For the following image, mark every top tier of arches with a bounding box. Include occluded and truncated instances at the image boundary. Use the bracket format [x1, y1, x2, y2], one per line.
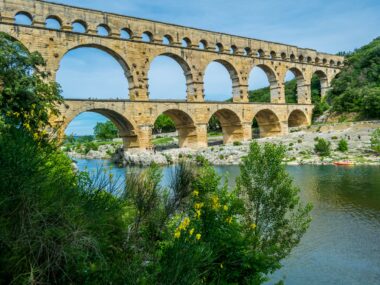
[5, 0, 343, 67]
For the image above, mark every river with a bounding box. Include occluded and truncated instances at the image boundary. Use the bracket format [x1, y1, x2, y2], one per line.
[76, 159, 380, 285]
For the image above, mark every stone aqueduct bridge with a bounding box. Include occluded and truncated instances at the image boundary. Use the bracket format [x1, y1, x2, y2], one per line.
[0, 0, 344, 150]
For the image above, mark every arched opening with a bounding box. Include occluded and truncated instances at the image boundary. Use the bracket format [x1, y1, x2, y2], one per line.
[72, 20, 87, 33]
[248, 65, 278, 103]
[153, 109, 197, 149]
[64, 110, 137, 152]
[244, 47, 251, 56]
[253, 109, 282, 138]
[311, 70, 329, 119]
[97, 24, 110, 37]
[288, 110, 308, 128]
[270, 51, 277, 59]
[45, 16, 61, 30]
[148, 54, 190, 100]
[215, 43, 224, 53]
[15, 12, 33, 25]
[162, 35, 173, 45]
[257, 49, 265, 57]
[56, 46, 130, 100]
[230, 45, 237, 55]
[199, 40, 207, 50]
[182, 37, 191, 48]
[284, 68, 305, 104]
[142, 31, 153, 42]
[207, 109, 242, 145]
[120, 28, 132, 39]
[204, 60, 238, 101]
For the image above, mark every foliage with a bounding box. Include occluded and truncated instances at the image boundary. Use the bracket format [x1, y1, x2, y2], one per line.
[328, 37, 380, 118]
[370, 128, 380, 153]
[337, 138, 349, 152]
[314, 137, 331, 156]
[0, 127, 129, 284]
[0, 32, 62, 141]
[154, 114, 176, 134]
[208, 114, 222, 132]
[94, 120, 118, 140]
[311, 75, 330, 119]
[236, 142, 312, 282]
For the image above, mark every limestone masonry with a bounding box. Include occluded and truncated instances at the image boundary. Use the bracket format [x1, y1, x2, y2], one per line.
[0, 0, 344, 149]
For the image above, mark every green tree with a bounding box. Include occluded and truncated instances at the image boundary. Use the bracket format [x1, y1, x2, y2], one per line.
[94, 120, 118, 140]
[236, 142, 312, 282]
[328, 37, 380, 118]
[371, 128, 380, 153]
[0, 32, 62, 141]
[153, 114, 176, 133]
[314, 137, 331, 156]
[337, 138, 349, 152]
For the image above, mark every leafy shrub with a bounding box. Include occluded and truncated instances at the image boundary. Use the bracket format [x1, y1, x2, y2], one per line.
[219, 154, 225, 160]
[314, 138, 331, 156]
[337, 138, 348, 152]
[331, 136, 338, 140]
[371, 128, 380, 153]
[233, 141, 242, 146]
[298, 139, 303, 143]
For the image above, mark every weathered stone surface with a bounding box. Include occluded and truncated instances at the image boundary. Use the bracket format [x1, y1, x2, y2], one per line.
[0, 0, 344, 150]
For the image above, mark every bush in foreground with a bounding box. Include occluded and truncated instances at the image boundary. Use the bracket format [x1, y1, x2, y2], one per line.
[371, 128, 380, 154]
[314, 137, 331, 156]
[337, 138, 349, 152]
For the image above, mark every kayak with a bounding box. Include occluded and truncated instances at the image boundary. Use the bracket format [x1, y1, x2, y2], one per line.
[333, 161, 355, 166]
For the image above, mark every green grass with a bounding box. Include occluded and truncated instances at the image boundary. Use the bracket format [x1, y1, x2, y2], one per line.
[208, 131, 223, 137]
[152, 137, 174, 146]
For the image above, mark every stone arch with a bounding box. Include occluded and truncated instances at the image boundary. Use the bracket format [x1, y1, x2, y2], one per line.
[60, 43, 133, 88]
[253, 109, 282, 138]
[288, 109, 308, 128]
[45, 15, 62, 30]
[199, 39, 208, 49]
[248, 64, 279, 103]
[153, 109, 197, 148]
[97, 24, 111, 36]
[147, 52, 194, 100]
[182, 37, 192, 48]
[312, 69, 329, 98]
[72, 20, 87, 33]
[203, 59, 240, 101]
[62, 108, 139, 149]
[208, 108, 243, 144]
[120, 28, 133, 39]
[285, 67, 308, 104]
[14, 11, 33, 25]
[162, 34, 174, 45]
[142, 31, 153, 42]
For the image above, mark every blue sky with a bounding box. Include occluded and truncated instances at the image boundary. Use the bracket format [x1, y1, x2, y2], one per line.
[56, 0, 380, 135]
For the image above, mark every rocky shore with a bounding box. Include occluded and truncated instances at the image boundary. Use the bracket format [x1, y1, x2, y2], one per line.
[66, 121, 380, 166]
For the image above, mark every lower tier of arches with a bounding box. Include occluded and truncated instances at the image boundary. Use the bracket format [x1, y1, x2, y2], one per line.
[55, 100, 313, 151]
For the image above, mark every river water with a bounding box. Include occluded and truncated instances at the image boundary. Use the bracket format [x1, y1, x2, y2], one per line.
[76, 159, 380, 285]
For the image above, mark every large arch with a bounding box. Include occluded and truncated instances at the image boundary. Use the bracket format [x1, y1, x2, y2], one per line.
[253, 109, 282, 138]
[147, 52, 192, 100]
[312, 70, 329, 98]
[207, 108, 243, 144]
[203, 59, 239, 101]
[248, 64, 279, 103]
[62, 108, 139, 149]
[57, 45, 131, 99]
[284, 67, 306, 104]
[288, 109, 308, 128]
[153, 109, 197, 148]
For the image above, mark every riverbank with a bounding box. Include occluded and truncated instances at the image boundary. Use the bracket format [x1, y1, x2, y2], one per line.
[65, 121, 380, 166]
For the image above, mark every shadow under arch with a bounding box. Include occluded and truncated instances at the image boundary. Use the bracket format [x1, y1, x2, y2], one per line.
[63, 108, 139, 150]
[60, 43, 133, 89]
[207, 108, 243, 145]
[253, 109, 282, 138]
[288, 109, 308, 128]
[204, 59, 240, 101]
[249, 64, 279, 103]
[148, 52, 193, 100]
[312, 69, 329, 98]
[153, 108, 198, 148]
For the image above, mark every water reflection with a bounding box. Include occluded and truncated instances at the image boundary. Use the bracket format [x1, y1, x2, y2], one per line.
[76, 160, 380, 285]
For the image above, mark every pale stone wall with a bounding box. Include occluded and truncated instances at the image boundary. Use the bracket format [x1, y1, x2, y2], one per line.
[0, 0, 344, 149]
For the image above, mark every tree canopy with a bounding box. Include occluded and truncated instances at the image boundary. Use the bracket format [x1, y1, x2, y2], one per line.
[328, 37, 380, 118]
[94, 120, 118, 140]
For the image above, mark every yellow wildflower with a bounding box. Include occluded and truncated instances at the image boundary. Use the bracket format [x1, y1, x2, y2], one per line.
[174, 231, 181, 239]
[196, 210, 201, 219]
[194, 202, 203, 210]
[250, 223, 257, 230]
[179, 217, 191, 230]
[189, 228, 194, 236]
[226, 217, 233, 224]
[196, 233, 201, 240]
[193, 190, 199, 197]
[223, 205, 228, 211]
[211, 195, 220, 210]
